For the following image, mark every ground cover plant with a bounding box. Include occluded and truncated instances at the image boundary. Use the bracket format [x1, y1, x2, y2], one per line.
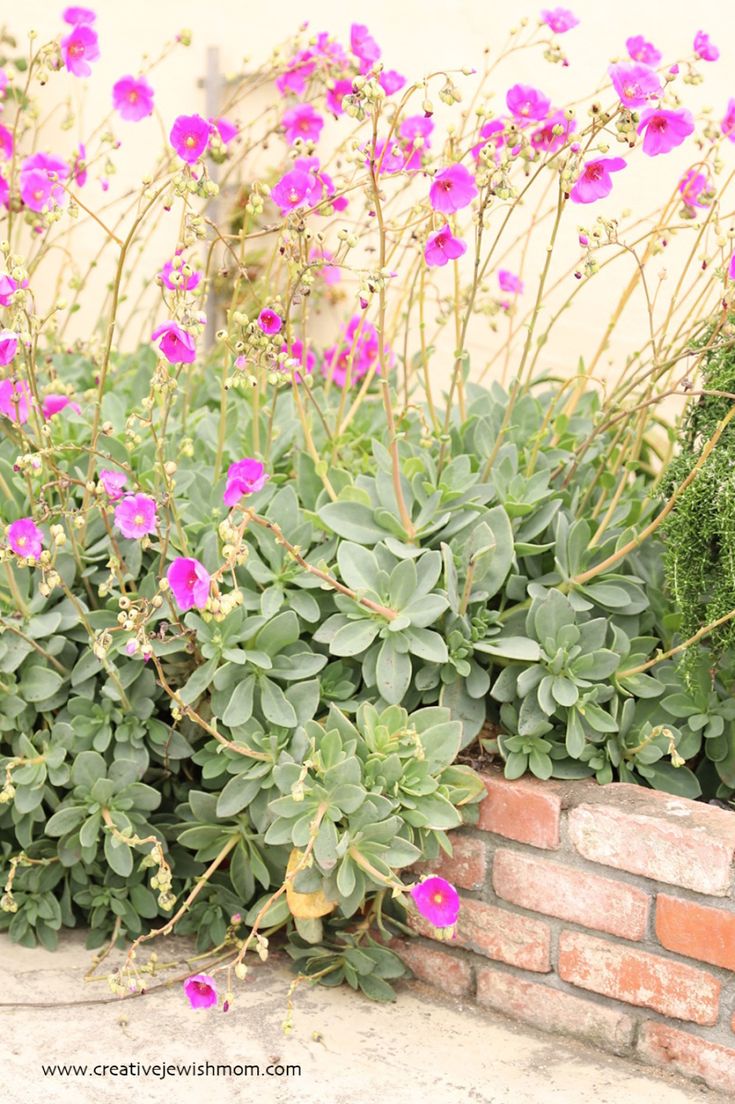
[1, 5, 735, 1009]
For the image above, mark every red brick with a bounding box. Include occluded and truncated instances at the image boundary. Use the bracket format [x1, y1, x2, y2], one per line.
[477, 770, 562, 849]
[414, 834, 487, 891]
[492, 849, 649, 940]
[638, 1022, 735, 1096]
[558, 931, 720, 1025]
[413, 897, 551, 972]
[656, 895, 735, 971]
[568, 789, 735, 894]
[392, 938, 473, 998]
[476, 966, 635, 1055]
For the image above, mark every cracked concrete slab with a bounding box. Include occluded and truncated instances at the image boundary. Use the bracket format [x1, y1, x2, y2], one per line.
[0, 932, 724, 1104]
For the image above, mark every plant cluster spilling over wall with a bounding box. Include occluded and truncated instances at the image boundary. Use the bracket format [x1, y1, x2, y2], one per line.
[1, 5, 735, 1008]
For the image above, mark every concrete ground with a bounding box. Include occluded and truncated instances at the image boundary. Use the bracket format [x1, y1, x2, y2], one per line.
[0, 931, 726, 1104]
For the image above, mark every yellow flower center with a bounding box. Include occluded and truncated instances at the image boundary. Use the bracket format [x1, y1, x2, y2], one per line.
[185, 135, 197, 147]
[134, 514, 144, 526]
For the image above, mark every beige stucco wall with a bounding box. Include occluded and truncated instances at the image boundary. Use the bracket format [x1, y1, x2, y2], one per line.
[7, 0, 735, 385]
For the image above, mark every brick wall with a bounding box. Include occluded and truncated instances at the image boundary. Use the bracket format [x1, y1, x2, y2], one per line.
[397, 767, 735, 1095]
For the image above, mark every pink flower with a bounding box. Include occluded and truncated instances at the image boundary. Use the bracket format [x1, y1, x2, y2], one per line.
[0, 174, 8, 209]
[323, 316, 391, 387]
[61, 25, 99, 78]
[722, 99, 735, 142]
[99, 469, 127, 500]
[114, 494, 157, 539]
[379, 70, 405, 95]
[213, 117, 238, 145]
[282, 339, 316, 379]
[498, 269, 524, 295]
[0, 329, 19, 364]
[541, 7, 578, 33]
[276, 50, 316, 97]
[472, 118, 506, 162]
[609, 62, 661, 108]
[167, 557, 211, 611]
[400, 116, 434, 171]
[350, 24, 381, 70]
[326, 79, 354, 117]
[679, 169, 711, 209]
[170, 114, 210, 163]
[425, 226, 467, 267]
[152, 321, 197, 364]
[183, 974, 217, 1010]
[626, 35, 662, 66]
[0, 274, 26, 306]
[0, 123, 13, 160]
[506, 84, 551, 123]
[570, 157, 627, 204]
[282, 104, 324, 145]
[7, 518, 43, 559]
[257, 308, 282, 335]
[309, 246, 340, 285]
[112, 75, 154, 122]
[0, 379, 30, 422]
[159, 252, 201, 292]
[637, 107, 694, 156]
[410, 876, 460, 928]
[71, 144, 87, 187]
[729, 253, 735, 282]
[20, 153, 69, 212]
[62, 6, 96, 23]
[271, 168, 316, 213]
[530, 110, 575, 154]
[694, 31, 719, 63]
[223, 458, 269, 507]
[42, 393, 81, 419]
[429, 164, 478, 214]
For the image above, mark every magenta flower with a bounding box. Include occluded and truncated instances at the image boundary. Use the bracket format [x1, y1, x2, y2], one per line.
[530, 110, 575, 154]
[729, 253, 735, 282]
[213, 117, 238, 145]
[722, 99, 735, 143]
[498, 269, 524, 295]
[541, 7, 578, 33]
[350, 23, 381, 70]
[170, 114, 210, 163]
[61, 24, 99, 78]
[694, 31, 719, 62]
[42, 393, 81, 419]
[637, 107, 694, 156]
[626, 35, 662, 66]
[183, 974, 217, 1010]
[71, 144, 87, 187]
[62, 5, 96, 23]
[425, 226, 467, 268]
[276, 50, 316, 97]
[472, 118, 506, 162]
[257, 308, 283, 335]
[112, 75, 154, 122]
[0, 379, 30, 423]
[223, 458, 269, 507]
[99, 469, 127, 500]
[0, 329, 19, 365]
[309, 246, 340, 285]
[379, 70, 405, 95]
[152, 321, 197, 364]
[0, 274, 26, 306]
[20, 153, 69, 212]
[0, 123, 13, 160]
[410, 877, 460, 929]
[281, 339, 316, 379]
[282, 104, 324, 145]
[167, 557, 211, 611]
[609, 62, 661, 108]
[114, 494, 157, 540]
[400, 116, 434, 171]
[570, 157, 627, 204]
[271, 168, 317, 214]
[506, 84, 551, 123]
[7, 518, 43, 559]
[679, 169, 711, 209]
[326, 78, 354, 117]
[323, 316, 391, 387]
[429, 164, 478, 214]
[0, 174, 8, 209]
[159, 256, 201, 292]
